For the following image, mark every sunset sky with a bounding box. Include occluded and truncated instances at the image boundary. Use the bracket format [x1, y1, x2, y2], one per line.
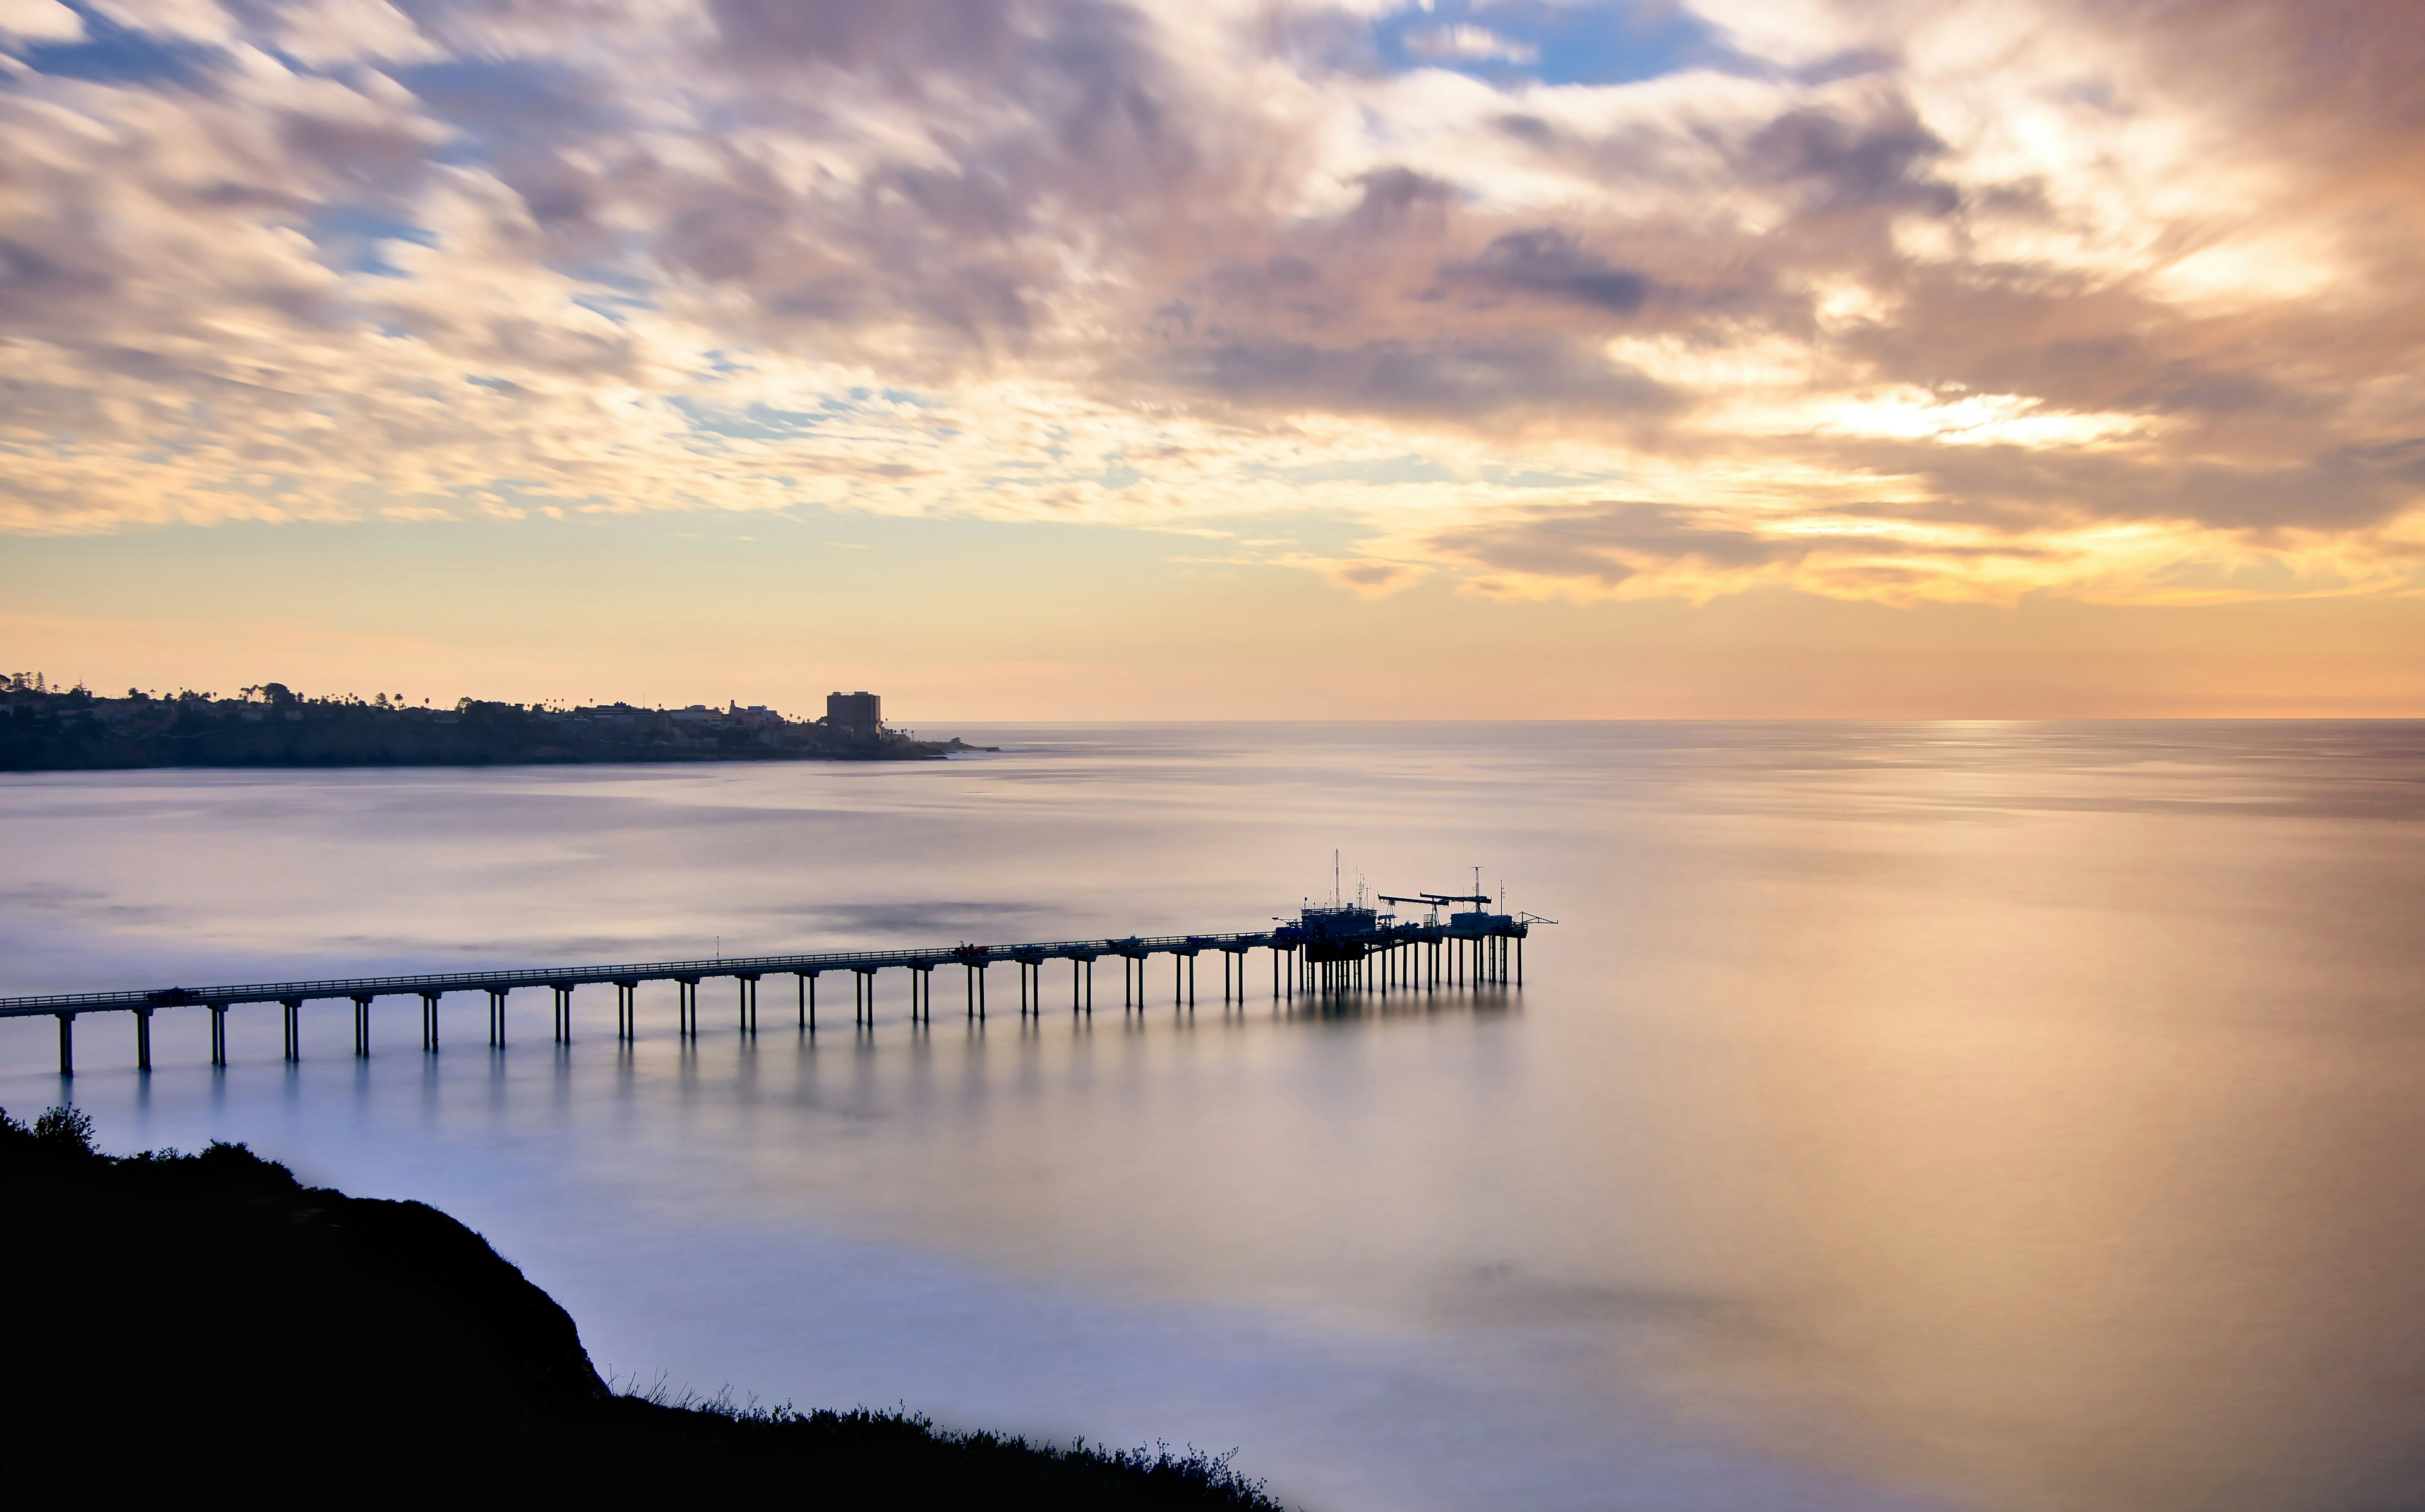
[3, 0, 2421, 718]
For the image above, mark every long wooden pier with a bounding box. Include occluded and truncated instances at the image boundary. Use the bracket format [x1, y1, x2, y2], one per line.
[1, 904, 1542, 1075]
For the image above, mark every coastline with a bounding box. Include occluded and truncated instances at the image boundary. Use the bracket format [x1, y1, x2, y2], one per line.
[0, 683, 998, 771]
[0, 738, 995, 772]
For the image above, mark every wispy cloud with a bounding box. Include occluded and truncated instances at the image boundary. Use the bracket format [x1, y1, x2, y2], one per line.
[0, 0, 2418, 609]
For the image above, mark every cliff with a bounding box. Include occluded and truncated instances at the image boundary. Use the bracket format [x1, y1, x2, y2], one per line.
[0, 1106, 1277, 1505]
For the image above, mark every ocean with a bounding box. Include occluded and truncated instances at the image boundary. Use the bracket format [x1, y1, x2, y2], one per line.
[5, 722, 2421, 1511]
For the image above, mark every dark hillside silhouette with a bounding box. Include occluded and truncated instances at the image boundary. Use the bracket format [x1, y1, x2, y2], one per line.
[0, 1107, 1278, 1506]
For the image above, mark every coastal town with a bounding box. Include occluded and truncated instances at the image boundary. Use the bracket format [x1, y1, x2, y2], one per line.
[0, 676, 982, 770]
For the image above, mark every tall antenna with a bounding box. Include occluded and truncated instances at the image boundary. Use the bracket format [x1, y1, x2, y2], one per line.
[1334, 850, 1341, 908]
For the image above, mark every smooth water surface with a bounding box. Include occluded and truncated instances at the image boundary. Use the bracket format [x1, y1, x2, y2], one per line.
[5, 723, 2423, 1511]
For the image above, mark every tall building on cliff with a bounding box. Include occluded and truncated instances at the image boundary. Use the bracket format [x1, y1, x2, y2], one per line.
[826, 690, 881, 738]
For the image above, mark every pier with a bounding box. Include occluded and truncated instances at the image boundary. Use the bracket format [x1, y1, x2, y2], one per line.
[3, 890, 1550, 1074]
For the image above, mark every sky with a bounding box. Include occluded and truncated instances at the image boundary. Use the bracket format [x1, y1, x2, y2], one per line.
[2, 0, 2421, 718]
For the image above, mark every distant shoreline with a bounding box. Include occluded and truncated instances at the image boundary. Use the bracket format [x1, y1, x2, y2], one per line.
[0, 740, 995, 773]
[0, 682, 997, 771]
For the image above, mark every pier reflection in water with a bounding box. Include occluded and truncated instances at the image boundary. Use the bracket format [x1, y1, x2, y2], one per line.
[3, 722, 2423, 1512]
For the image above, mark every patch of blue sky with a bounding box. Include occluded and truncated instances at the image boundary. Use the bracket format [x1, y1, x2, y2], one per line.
[1097, 462, 1144, 490]
[307, 207, 436, 277]
[558, 271, 664, 327]
[570, 289, 662, 325]
[561, 258, 659, 298]
[1244, 453, 1460, 486]
[18, 6, 223, 86]
[1370, 0, 1728, 88]
[835, 385, 939, 409]
[669, 396, 837, 441]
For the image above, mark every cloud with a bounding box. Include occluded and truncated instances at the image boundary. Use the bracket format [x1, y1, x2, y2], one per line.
[1415, 497, 2029, 604]
[1439, 499, 1808, 583]
[1439, 229, 1653, 315]
[1404, 23, 1538, 66]
[1154, 336, 1677, 424]
[1741, 102, 1957, 213]
[0, 0, 2419, 609]
[0, 0, 82, 44]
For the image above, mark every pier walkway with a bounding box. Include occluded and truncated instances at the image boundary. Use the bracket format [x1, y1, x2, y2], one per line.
[2, 907, 1540, 1075]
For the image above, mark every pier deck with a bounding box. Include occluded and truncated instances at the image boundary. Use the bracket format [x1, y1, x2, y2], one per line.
[1, 910, 1539, 1075]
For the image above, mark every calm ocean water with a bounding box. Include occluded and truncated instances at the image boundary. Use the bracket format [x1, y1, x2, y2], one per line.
[4, 723, 2422, 1511]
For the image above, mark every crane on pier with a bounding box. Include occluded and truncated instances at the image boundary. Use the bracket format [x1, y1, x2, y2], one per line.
[1375, 891, 1493, 910]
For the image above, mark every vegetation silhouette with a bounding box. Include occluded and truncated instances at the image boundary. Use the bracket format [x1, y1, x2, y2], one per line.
[0, 1105, 1282, 1506]
[0, 677, 988, 770]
